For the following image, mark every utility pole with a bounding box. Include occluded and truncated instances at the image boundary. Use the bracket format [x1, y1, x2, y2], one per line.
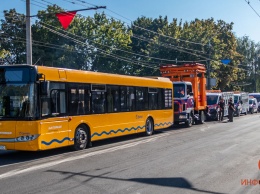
[207, 41, 211, 90]
[26, 0, 32, 65]
[254, 59, 257, 92]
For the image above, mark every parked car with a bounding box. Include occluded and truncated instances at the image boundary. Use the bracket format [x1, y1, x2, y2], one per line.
[249, 93, 260, 112]
[234, 92, 249, 116]
[248, 97, 258, 114]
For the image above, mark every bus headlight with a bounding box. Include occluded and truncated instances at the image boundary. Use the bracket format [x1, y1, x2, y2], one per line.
[16, 134, 39, 142]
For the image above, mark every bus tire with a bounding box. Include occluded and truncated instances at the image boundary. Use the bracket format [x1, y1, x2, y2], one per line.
[74, 125, 89, 151]
[145, 117, 154, 136]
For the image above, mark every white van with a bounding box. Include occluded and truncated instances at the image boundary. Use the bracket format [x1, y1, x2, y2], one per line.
[248, 97, 258, 114]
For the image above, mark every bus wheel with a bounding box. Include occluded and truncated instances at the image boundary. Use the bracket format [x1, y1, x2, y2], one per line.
[145, 117, 154, 136]
[74, 125, 89, 150]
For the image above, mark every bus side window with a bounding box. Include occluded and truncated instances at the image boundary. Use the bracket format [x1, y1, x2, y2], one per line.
[92, 92, 105, 114]
[107, 89, 114, 113]
[77, 101, 85, 114]
[50, 90, 66, 116]
[128, 87, 135, 111]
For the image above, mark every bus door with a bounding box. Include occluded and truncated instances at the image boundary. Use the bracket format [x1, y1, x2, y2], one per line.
[40, 83, 70, 150]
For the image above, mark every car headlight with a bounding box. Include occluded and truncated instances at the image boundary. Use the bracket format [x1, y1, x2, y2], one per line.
[179, 115, 187, 119]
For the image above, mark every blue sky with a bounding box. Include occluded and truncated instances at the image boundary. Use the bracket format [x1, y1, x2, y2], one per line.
[1, 0, 260, 42]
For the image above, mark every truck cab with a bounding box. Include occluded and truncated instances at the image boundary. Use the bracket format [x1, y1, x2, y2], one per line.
[173, 82, 194, 126]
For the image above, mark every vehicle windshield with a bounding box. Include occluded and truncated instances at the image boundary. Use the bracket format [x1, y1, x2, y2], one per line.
[0, 83, 36, 119]
[207, 95, 218, 105]
[174, 84, 185, 98]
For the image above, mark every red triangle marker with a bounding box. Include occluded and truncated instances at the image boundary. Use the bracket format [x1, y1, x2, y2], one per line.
[56, 11, 77, 30]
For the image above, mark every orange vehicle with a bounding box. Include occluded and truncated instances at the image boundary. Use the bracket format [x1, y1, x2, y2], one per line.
[160, 63, 207, 126]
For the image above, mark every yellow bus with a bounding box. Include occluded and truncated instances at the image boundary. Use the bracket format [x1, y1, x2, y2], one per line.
[0, 65, 173, 151]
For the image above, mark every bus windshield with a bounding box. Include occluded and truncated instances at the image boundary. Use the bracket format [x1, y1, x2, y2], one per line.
[0, 83, 36, 119]
[207, 95, 218, 105]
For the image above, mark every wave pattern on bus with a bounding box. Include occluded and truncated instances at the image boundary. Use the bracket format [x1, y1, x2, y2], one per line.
[40, 122, 173, 146]
[91, 126, 145, 138]
[154, 122, 173, 127]
[91, 122, 173, 138]
[41, 137, 71, 145]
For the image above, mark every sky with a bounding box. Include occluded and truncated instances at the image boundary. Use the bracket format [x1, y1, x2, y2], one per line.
[1, 0, 260, 43]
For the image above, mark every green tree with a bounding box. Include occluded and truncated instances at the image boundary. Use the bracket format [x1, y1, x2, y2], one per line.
[0, 9, 26, 64]
[130, 16, 169, 76]
[89, 13, 132, 74]
[236, 36, 260, 92]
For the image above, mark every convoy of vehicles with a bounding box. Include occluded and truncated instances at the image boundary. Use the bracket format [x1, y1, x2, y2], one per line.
[0, 64, 258, 152]
[0, 65, 173, 151]
[160, 63, 207, 127]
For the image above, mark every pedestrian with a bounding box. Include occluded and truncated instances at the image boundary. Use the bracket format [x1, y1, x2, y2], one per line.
[218, 97, 224, 121]
[228, 97, 235, 122]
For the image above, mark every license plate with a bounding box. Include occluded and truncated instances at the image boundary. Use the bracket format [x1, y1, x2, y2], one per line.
[0, 145, 6, 150]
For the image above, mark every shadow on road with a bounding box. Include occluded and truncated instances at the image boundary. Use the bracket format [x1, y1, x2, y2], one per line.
[0, 126, 182, 166]
[47, 169, 227, 194]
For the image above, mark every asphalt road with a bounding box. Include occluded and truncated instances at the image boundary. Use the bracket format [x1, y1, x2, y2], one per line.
[0, 114, 260, 194]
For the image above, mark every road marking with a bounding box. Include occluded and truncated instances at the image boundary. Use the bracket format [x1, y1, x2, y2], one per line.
[0, 136, 160, 180]
[0, 126, 200, 180]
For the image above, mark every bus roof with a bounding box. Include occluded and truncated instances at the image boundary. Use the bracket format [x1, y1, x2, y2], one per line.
[35, 65, 172, 88]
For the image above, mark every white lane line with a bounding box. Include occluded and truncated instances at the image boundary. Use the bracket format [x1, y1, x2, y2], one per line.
[0, 136, 158, 180]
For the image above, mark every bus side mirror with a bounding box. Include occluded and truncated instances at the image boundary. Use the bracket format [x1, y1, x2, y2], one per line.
[37, 73, 45, 80]
[40, 81, 49, 96]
